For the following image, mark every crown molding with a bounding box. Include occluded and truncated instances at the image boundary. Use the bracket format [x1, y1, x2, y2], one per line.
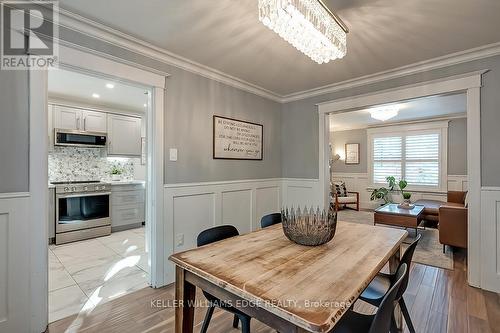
[281, 42, 500, 103]
[57, 8, 500, 105]
[57, 8, 283, 102]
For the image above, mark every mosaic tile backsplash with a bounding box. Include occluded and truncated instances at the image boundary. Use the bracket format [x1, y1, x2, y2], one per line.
[49, 147, 139, 182]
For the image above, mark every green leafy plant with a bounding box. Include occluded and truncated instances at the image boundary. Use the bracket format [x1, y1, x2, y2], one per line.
[111, 166, 122, 175]
[386, 176, 397, 191]
[370, 187, 390, 204]
[370, 176, 411, 204]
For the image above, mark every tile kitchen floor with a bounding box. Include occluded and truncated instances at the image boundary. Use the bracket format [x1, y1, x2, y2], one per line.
[48, 227, 149, 323]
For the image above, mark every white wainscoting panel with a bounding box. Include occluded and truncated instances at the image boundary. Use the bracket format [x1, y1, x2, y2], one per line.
[173, 193, 215, 252]
[481, 187, 500, 292]
[165, 179, 282, 254]
[255, 186, 281, 229]
[448, 175, 469, 191]
[332, 173, 468, 209]
[222, 189, 253, 234]
[281, 178, 321, 209]
[0, 196, 30, 333]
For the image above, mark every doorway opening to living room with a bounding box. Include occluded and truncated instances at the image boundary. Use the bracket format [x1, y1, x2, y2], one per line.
[328, 92, 467, 271]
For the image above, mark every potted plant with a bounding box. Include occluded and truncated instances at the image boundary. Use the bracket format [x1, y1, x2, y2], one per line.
[370, 187, 390, 205]
[370, 176, 413, 208]
[111, 166, 122, 181]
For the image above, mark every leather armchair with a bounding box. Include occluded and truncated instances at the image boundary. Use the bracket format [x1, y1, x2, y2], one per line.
[438, 191, 468, 252]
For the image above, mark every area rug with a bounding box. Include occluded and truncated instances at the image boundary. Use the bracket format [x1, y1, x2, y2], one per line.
[337, 210, 454, 270]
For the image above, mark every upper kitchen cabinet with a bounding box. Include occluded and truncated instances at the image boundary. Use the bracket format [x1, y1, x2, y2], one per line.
[53, 105, 81, 131]
[53, 105, 107, 133]
[107, 114, 142, 156]
[82, 110, 107, 133]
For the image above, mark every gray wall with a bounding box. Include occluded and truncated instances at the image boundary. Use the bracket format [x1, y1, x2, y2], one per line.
[329, 118, 468, 175]
[282, 55, 500, 186]
[58, 28, 282, 184]
[330, 129, 367, 173]
[448, 118, 467, 175]
[164, 67, 281, 183]
[0, 70, 29, 193]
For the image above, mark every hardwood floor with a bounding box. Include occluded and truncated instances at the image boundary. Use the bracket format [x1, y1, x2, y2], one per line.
[46, 249, 500, 333]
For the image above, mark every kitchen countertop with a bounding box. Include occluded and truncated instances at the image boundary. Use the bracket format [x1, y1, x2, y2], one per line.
[109, 180, 146, 186]
[48, 180, 145, 188]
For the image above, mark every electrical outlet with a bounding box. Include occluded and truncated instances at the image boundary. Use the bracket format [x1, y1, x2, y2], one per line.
[176, 234, 184, 247]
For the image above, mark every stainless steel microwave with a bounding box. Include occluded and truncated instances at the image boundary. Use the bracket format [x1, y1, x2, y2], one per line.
[55, 129, 107, 148]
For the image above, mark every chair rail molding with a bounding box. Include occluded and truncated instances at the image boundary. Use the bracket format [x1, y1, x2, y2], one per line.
[318, 71, 484, 289]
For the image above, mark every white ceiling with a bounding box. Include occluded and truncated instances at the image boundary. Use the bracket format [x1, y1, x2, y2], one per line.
[48, 68, 150, 112]
[329, 93, 466, 131]
[58, 0, 500, 96]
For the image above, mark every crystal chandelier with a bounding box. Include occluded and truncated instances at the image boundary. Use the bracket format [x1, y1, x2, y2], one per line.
[258, 0, 348, 64]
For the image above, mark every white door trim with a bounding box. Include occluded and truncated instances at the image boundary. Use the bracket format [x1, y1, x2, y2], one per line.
[29, 45, 167, 331]
[29, 68, 49, 333]
[318, 70, 485, 288]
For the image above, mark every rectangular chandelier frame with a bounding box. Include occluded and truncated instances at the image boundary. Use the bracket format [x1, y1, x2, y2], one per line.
[258, 0, 349, 64]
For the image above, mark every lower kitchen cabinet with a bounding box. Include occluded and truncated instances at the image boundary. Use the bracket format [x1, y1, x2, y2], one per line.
[111, 183, 145, 229]
[48, 187, 55, 240]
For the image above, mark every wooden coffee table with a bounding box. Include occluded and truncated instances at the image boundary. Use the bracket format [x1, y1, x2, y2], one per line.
[374, 203, 425, 235]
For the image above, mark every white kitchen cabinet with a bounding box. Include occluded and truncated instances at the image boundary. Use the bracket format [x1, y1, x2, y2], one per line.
[108, 114, 142, 156]
[48, 187, 55, 240]
[53, 105, 81, 130]
[53, 105, 107, 133]
[82, 110, 107, 132]
[111, 184, 145, 229]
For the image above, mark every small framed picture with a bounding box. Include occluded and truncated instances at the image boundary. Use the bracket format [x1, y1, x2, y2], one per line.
[345, 143, 360, 165]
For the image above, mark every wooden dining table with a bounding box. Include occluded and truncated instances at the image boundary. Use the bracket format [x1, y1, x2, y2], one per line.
[169, 221, 408, 333]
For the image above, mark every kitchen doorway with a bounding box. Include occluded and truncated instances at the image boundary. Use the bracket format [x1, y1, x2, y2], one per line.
[28, 45, 167, 330]
[47, 67, 152, 322]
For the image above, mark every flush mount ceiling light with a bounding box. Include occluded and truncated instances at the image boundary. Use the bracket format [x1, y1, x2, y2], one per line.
[369, 105, 400, 121]
[92, 93, 100, 98]
[258, 0, 348, 64]
[105, 83, 114, 89]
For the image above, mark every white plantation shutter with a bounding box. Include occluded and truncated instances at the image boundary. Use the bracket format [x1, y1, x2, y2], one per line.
[405, 134, 440, 186]
[370, 127, 444, 189]
[373, 136, 402, 183]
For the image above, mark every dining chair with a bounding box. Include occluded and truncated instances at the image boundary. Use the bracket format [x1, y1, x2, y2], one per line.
[330, 263, 408, 333]
[260, 213, 282, 228]
[358, 234, 422, 333]
[197, 225, 252, 333]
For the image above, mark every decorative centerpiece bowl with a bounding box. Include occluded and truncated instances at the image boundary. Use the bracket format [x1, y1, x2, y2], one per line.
[281, 206, 337, 246]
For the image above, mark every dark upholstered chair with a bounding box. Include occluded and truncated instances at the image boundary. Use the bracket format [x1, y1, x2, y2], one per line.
[358, 234, 421, 333]
[330, 263, 408, 333]
[260, 213, 282, 228]
[197, 225, 251, 333]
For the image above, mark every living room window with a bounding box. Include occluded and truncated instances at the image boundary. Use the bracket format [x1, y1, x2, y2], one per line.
[368, 121, 448, 191]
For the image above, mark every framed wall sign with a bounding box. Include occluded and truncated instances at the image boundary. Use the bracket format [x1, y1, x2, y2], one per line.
[345, 143, 360, 165]
[213, 115, 263, 160]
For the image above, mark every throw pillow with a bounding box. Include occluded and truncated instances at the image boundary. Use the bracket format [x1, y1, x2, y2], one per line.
[332, 181, 347, 197]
